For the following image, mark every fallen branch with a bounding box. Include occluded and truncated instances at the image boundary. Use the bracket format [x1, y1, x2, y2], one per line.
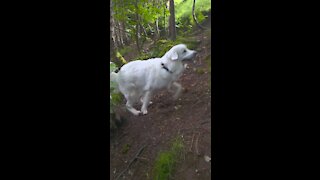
[195, 133, 201, 156]
[136, 156, 149, 161]
[115, 144, 147, 180]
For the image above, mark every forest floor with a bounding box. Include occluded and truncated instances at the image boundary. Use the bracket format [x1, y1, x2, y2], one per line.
[110, 24, 211, 180]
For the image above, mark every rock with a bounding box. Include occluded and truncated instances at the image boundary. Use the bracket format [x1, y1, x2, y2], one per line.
[204, 155, 211, 162]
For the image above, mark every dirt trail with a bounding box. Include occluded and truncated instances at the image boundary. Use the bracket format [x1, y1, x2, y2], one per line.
[110, 28, 211, 180]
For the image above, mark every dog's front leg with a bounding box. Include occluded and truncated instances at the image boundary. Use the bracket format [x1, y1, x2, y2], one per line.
[140, 98, 153, 105]
[172, 82, 182, 100]
[141, 91, 151, 115]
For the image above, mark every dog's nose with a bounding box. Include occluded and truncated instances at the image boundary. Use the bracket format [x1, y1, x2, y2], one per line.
[193, 51, 197, 56]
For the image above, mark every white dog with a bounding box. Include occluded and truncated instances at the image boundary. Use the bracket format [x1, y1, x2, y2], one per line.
[111, 44, 197, 116]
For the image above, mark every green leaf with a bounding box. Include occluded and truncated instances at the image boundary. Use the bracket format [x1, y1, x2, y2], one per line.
[110, 62, 117, 72]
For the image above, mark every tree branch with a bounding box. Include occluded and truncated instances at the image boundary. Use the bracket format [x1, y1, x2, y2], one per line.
[115, 144, 147, 180]
[192, 0, 206, 30]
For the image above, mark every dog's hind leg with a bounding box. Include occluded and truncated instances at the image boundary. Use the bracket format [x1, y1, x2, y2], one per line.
[141, 91, 151, 115]
[124, 94, 141, 116]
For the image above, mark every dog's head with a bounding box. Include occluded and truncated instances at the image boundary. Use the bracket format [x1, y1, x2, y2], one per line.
[164, 44, 197, 61]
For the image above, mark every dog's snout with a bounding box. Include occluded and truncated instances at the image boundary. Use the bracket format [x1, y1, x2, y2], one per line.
[192, 50, 197, 57]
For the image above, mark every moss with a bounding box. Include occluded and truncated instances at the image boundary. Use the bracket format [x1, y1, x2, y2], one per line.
[110, 92, 122, 104]
[122, 144, 131, 154]
[116, 51, 127, 65]
[195, 68, 205, 74]
[152, 137, 184, 180]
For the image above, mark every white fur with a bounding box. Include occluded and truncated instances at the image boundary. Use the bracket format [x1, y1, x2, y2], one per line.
[111, 44, 197, 116]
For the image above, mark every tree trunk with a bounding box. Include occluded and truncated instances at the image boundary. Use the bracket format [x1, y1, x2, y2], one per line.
[151, 0, 158, 40]
[121, 21, 128, 45]
[112, 0, 121, 48]
[120, 0, 128, 45]
[117, 20, 124, 47]
[168, 0, 176, 40]
[114, 20, 121, 48]
[135, 0, 140, 53]
[140, 23, 147, 38]
[154, 0, 160, 40]
[110, 0, 117, 52]
[192, 0, 205, 30]
[155, 18, 160, 38]
[163, 0, 166, 37]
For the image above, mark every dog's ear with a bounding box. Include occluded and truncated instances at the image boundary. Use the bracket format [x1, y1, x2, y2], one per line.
[168, 51, 179, 61]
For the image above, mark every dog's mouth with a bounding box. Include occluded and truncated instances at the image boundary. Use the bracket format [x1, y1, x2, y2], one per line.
[187, 51, 197, 63]
[183, 51, 197, 61]
[192, 52, 198, 63]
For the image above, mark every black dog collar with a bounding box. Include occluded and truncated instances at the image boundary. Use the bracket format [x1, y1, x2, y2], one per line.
[161, 63, 173, 73]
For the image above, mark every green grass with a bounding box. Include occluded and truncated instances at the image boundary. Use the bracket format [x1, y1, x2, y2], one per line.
[152, 136, 184, 180]
[195, 68, 205, 74]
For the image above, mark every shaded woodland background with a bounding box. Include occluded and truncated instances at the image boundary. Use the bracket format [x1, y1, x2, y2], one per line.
[110, 1, 212, 179]
[110, 0, 211, 65]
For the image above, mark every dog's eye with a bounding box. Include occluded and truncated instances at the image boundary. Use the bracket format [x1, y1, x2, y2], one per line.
[183, 50, 186, 53]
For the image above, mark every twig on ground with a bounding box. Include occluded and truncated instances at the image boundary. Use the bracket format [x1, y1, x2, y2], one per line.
[179, 127, 209, 133]
[195, 133, 201, 156]
[119, 132, 128, 140]
[136, 157, 149, 161]
[197, 167, 211, 172]
[191, 94, 208, 107]
[115, 144, 147, 180]
[200, 120, 210, 125]
[189, 133, 195, 152]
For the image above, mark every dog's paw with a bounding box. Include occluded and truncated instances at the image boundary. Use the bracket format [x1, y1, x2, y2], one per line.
[141, 110, 148, 115]
[132, 110, 141, 116]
